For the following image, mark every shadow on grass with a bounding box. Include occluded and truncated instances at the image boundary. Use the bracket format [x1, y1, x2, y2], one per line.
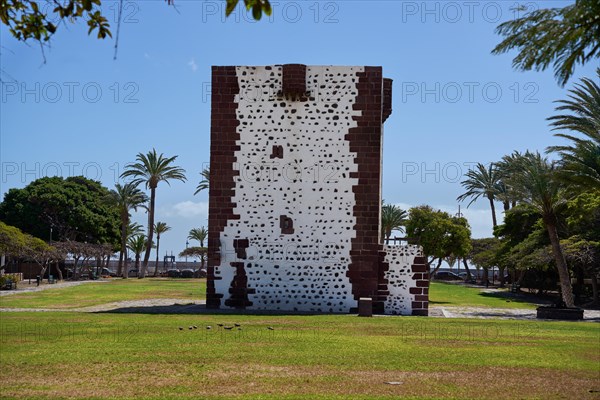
[478, 290, 553, 306]
[95, 304, 337, 316]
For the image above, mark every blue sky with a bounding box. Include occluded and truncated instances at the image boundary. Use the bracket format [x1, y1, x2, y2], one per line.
[1, 0, 596, 259]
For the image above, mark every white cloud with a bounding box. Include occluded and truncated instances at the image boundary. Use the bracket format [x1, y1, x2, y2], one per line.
[187, 58, 198, 72]
[171, 201, 208, 218]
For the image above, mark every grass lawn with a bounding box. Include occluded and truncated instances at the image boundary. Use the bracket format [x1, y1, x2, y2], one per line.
[429, 282, 539, 309]
[0, 278, 206, 309]
[0, 312, 598, 399]
[1, 279, 597, 398]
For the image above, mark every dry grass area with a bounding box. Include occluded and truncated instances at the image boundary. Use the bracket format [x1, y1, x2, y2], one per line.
[1, 362, 598, 399]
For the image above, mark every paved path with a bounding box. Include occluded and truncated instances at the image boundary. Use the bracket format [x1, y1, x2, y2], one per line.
[430, 306, 600, 322]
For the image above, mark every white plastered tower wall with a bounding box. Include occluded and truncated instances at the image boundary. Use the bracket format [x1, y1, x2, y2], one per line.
[207, 65, 430, 316]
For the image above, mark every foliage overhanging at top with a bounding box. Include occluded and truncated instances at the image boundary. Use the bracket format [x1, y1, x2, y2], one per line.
[0, 0, 271, 45]
[547, 68, 600, 190]
[492, 0, 600, 86]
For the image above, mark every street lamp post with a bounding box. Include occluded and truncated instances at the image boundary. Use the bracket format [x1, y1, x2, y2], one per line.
[48, 226, 53, 282]
[455, 205, 463, 274]
[185, 240, 189, 267]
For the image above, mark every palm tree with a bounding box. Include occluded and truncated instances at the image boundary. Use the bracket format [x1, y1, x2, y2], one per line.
[547, 69, 600, 191]
[121, 149, 186, 278]
[153, 221, 171, 277]
[122, 222, 145, 278]
[509, 151, 575, 307]
[194, 167, 210, 195]
[457, 163, 501, 228]
[109, 182, 148, 278]
[492, 1, 600, 86]
[127, 234, 147, 272]
[380, 203, 407, 244]
[188, 226, 208, 247]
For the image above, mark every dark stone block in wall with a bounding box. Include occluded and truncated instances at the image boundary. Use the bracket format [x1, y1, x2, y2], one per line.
[280, 215, 295, 234]
[281, 64, 308, 101]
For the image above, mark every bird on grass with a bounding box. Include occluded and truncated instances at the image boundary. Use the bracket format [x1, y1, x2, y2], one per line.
[217, 323, 224, 327]
[223, 326, 234, 330]
[193, 325, 198, 329]
[206, 326, 212, 330]
[178, 327, 183, 331]
[234, 323, 241, 327]
[267, 327, 274, 330]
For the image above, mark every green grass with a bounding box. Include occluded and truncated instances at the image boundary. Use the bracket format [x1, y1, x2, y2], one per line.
[429, 282, 539, 309]
[0, 312, 598, 399]
[0, 278, 205, 309]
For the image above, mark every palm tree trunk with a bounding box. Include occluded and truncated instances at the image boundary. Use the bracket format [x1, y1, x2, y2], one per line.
[140, 188, 156, 278]
[122, 252, 129, 279]
[154, 237, 160, 277]
[117, 251, 124, 277]
[545, 221, 575, 307]
[488, 196, 497, 227]
[503, 200, 509, 212]
[119, 212, 128, 278]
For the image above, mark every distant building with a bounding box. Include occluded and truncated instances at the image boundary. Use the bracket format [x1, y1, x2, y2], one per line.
[207, 65, 428, 315]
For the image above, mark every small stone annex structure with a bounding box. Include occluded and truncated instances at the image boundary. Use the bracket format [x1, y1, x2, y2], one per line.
[207, 64, 428, 316]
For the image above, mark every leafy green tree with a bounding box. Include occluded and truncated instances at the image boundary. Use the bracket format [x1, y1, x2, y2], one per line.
[492, 0, 600, 86]
[405, 205, 471, 274]
[0, 221, 63, 278]
[566, 191, 600, 242]
[0, 176, 119, 246]
[561, 236, 599, 305]
[381, 203, 407, 244]
[0, 220, 28, 259]
[188, 226, 208, 247]
[508, 151, 575, 307]
[109, 182, 148, 278]
[565, 191, 600, 304]
[469, 237, 505, 286]
[153, 221, 171, 277]
[121, 149, 186, 279]
[547, 69, 600, 191]
[457, 163, 501, 228]
[194, 167, 210, 196]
